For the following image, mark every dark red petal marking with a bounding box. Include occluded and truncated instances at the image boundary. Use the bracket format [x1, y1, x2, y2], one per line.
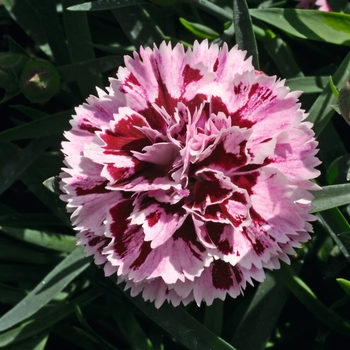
[110, 199, 140, 259]
[242, 227, 266, 255]
[232, 172, 259, 195]
[173, 216, 206, 260]
[205, 221, 232, 254]
[125, 72, 141, 89]
[186, 93, 208, 116]
[192, 178, 232, 212]
[210, 96, 255, 129]
[212, 259, 234, 290]
[182, 64, 203, 86]
[106, 160, 147, 183]
[213, 58, 219, 72]
[130, 241, 152, 270]
[79, 118, 101, 133]
[88, 235, 107, 247]
[198, 140, 249, 172]
[76, 180, 110, 196]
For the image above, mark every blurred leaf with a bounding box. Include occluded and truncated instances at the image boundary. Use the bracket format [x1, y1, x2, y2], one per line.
[233, 0, 259, 69]
[286, 76, 328, 93]
[326, 154, 350, 184]
[276, 263, 350, 336]
[106, 295, 153, 350]
[0, 247, 91, 332]
[203, 299, 223, 336]
[57, 56, 124, 83]
[108, 279, 237, 350]
[306, 51, 350, 137]
[111, 6, 165, 47]
[0, 287, 100, 347]
[0, 283, 26, 306]
[263, 33, 303, 78]
[191, 0, 232, 22]
[0, 213, 64, 227]
[62, 0, 103, 96]
[0, 110, 72, 141]
[179, 18, 219, 39]
[5, 331, 49, 350]
[0, 137, 54, 196]
[249, 9, 350, 46]
[75, 305, 119, 350]
[329, 75, 339, 98]
[0, 235, 50, 264]
[337, 278, 350, 297]
[230, 265, 299, 350]
[27, 0, 71, 65]
[10, 105, 47, 120]
[2, 0, 52, 56]
[0, 226, 76, 253]
[317, 209, 350, 263]
[67, 0, 148, 11]
[311, 184, 350, 213]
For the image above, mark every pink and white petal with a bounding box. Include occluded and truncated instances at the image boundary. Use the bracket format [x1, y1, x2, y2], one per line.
[76, 230, 110, 265]
[269, 125, 320, 188]
[130, 197, 188, 248]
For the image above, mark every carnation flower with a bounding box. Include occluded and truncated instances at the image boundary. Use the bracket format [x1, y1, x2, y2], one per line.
[295, 0, 332, 11]
[60, 40, 320, 308]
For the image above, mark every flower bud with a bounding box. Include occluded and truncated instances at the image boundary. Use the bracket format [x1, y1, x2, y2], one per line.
[19, 59, 60, 103]
[338, 80, 350, 125]
[0, 53, 29, 93]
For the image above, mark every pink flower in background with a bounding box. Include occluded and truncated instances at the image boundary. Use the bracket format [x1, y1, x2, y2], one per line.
[295, 0, 332, 11]
[60, 41, 320, 308]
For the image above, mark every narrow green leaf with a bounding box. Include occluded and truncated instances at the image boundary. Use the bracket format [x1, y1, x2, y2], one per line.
[6, 332, 49, 350]
[230, 265, 301, 349]
[109, 280, 237, 350]
[276, 263, 350, 336]
[264, 34, 303, 78]
[111, 6, 165, 48]
[0, 235, 50, 264]
[68, 0, 148, 11]
[0, 226, 76, 253]
[0, 287, 100, 347]
[106, 295, 153, 350]
[0, 247, 91, 332]
[233, 0, 259, 69]
[0, 137, 54, 196]
[203, 299, 223, 336]
[62, 0, 103, 96]
[0, 110, 72, 141]
[191, 0, 232, 22]
[28, 0, 71, 65]
[2, 0, 52, 57]
[286, 76, 328, 94]
[311, 184, 350, 213]
[250, 9, 350, 47]
[10, 105, 47, 120]
[57, 56, 124, 83]
[75, 305, 119, 350]
[317, 209, 350, 263]
[306, 51, 350, 137]
[179, 18, 219, 39]
[337, 278, 350, 297]
[329, 75, 340, 98]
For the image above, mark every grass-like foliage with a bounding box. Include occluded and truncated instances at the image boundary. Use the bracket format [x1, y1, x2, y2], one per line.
[1, 0, 350, 349]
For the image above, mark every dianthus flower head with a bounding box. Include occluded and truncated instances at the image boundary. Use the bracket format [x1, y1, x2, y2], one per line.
[60, 40, 320, 308]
